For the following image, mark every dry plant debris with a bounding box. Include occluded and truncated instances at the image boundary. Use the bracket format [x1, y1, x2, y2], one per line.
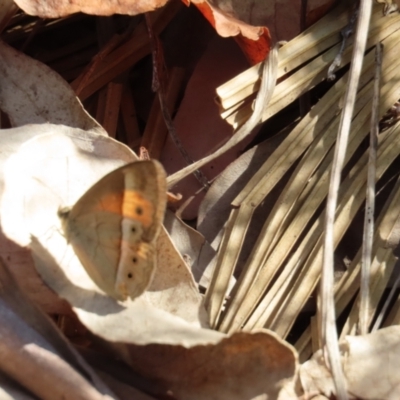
[0, 0, 400, 399]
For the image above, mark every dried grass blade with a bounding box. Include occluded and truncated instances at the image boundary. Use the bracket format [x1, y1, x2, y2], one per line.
[372, 268, 400, 331]
[359, 43, 382, 335]
[242, 90, 374, 332]
[216, 2, 356, 110]
[217, 96, 340, 333]
[203, 208, 244, 327]
[272, 123, 400, 338]
[320, 1, 372, 397]
[380, 272, 400, 327]
[222, 9, 400, 126]
[341, 247, 397, 337]
[220, 65, 375, 334]
[207, 2, 400, 348]
[252, 27, 400, 335]
[296, 142, 400, 359]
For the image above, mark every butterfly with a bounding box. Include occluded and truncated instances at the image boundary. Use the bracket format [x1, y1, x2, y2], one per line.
[58, 160, 167, 301]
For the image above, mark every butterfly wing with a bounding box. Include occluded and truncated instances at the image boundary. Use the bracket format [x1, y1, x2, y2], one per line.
[60, 160, 167, 300]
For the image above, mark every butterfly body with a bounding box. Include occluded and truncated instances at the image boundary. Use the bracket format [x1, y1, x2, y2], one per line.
[59, 160, 167, 300]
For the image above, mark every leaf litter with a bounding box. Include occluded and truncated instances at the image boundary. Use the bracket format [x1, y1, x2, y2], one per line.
[0, 0, 400, 399]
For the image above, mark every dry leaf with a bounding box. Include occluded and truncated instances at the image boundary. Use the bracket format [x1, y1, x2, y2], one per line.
[126, 330, 299, 400]
[0, 33, 208, 340]
[0, 41, 101, 131]
[13, 0, 169, 18]
[1, 126, 135, 248]
[0, 258, 117, 400]
[164, 210, 217, 288]
[1, 126, 211, 341]
[0, 126, 299, 399]
[0, 127, 300, 399]
[0, 125, 80, 314]
[78, 316, 300, 400]
[300, 326, 400, 399]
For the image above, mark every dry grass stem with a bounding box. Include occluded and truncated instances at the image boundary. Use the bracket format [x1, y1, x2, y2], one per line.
[141, 67, 185, 159]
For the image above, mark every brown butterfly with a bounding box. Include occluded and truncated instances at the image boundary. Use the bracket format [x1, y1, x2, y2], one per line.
[58, 160, 167, 300]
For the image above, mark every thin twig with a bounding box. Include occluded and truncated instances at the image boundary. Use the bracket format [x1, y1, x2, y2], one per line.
[359, 43, 382, 335]
[327, 7, 358, 81]
[144, 14, 210, 189]
[320, 1, 373, 399]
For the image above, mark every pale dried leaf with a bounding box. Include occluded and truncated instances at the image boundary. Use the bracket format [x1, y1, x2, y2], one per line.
[147, 226, 209, 326]
[14, 0, 169, 18]
[0, 124, 299, 399]
[0, 125, 80, 314]
[0, 230, 71, 315]
[30, 225, 214, 345]
[300, 326, 400, 399]
[82, 317, 299, 400]
[164, 210, 218, 289]
[33, 234, 222, 346]
[0, 258, 117, 400]
[1, 126, 135, 247]
[344, 326, 400, 399]
[1, 125, 210, 343]
[0, 41, 101, 131]
[300, 351, 336, 398]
